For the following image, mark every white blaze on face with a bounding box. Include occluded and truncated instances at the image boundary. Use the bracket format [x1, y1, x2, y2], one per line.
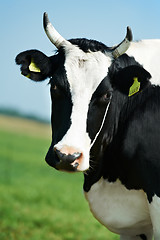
[54, 44, 112, 171]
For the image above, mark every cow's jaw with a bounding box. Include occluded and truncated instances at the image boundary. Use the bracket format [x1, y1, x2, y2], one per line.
[54, 44, 112, 172]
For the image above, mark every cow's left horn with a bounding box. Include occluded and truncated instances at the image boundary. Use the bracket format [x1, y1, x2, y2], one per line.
[43, 12, 70, 49]
[112, 26, 133, 58]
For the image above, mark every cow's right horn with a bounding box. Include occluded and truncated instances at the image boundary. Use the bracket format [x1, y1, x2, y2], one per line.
[43, 12, 71, 49]
[112, 26, 133, 58]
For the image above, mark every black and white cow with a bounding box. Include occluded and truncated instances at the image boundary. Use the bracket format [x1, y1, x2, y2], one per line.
[16, 13, 160, 240]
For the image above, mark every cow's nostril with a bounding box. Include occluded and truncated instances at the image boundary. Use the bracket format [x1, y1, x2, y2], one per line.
[72, 152, 82, 159]
[54, 148, 81, 163]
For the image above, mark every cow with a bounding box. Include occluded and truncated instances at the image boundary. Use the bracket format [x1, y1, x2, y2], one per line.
[15, 13, 160, 240]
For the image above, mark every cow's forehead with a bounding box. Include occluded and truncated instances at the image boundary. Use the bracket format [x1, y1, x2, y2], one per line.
[63, 44, 112, 99]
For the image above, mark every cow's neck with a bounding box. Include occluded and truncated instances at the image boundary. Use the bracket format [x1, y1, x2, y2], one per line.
[83, 91, 126, 191]
[83, 88, 148, 192]
[84, 86, 155, 193]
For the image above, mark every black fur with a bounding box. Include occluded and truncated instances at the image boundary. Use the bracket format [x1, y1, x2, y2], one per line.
[110, 54, 151, 95]
[69, 38, 110, 53]
[46, 63, 73, 169]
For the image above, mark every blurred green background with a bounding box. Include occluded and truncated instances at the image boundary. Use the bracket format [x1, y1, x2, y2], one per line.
[0, 114, 119, 240]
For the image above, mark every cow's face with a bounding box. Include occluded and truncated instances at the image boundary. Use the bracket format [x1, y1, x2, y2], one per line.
[46, 43, 113, 172]
[15, 12, 133, 172]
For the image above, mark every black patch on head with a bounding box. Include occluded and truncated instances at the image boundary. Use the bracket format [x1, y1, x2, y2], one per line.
[108, 54, 151, 95]
[50, 67, 71, 99]
[46, 50, 73, 169]
[87, 77, 112, 141]
[111, 65, 151, 96]
[92, 77, 112, 99]
[49, 50, 70, 97]
[69, 38, 110, 53]
[108, 54, 140, 76]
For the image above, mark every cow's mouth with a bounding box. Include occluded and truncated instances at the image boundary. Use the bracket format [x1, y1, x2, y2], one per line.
[55, 160, 78, 172]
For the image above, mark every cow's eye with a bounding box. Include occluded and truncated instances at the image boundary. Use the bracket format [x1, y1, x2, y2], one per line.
[101, 93, 108, 102]
[51, 83, 59, 92]
[50, 84, 67, 99]
[97, 92, 112, 105]
[50, 84, 60, 98]
[52, 85, 57, 91]
[99, 93, 109, 103]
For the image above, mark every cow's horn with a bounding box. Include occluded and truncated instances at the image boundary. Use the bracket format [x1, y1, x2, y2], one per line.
[112, 26, 133, 58]
[43, 12, 70, 49]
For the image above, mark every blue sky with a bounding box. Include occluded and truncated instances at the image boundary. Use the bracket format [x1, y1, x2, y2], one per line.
[1, 0, 160, 120]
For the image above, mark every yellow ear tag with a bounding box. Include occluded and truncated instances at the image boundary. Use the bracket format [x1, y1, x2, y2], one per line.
[128, 77, 140, 97]
[29, 58, 41, 72]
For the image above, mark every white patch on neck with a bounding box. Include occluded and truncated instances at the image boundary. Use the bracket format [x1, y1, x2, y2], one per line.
[84, 178, 152, 235]
[85, 178, 152, 236]
[54, 44, 112, 171]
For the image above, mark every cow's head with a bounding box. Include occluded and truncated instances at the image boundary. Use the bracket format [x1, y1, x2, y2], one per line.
[16, 13, 134, 172]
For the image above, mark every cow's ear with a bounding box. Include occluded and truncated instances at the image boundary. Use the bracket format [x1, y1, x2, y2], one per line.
[15, 50, 53, 81]
[111, 65, 151, 96]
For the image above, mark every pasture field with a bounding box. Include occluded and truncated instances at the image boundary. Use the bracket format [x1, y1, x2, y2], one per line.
[0, 115, 118, 240]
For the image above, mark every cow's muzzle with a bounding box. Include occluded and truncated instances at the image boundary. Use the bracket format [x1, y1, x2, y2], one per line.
[54, 148, 82, 171]
[45, 145, 83, 172]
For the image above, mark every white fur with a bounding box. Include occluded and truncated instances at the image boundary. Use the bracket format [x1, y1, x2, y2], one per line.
[54, 44, 112, 171]
[127, 40, 160, 85]
[148, 195, 160, 239]
[84, 178, 152, 237]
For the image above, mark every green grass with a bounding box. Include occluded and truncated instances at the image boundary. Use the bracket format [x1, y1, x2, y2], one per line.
[0, 119, 119, 240]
